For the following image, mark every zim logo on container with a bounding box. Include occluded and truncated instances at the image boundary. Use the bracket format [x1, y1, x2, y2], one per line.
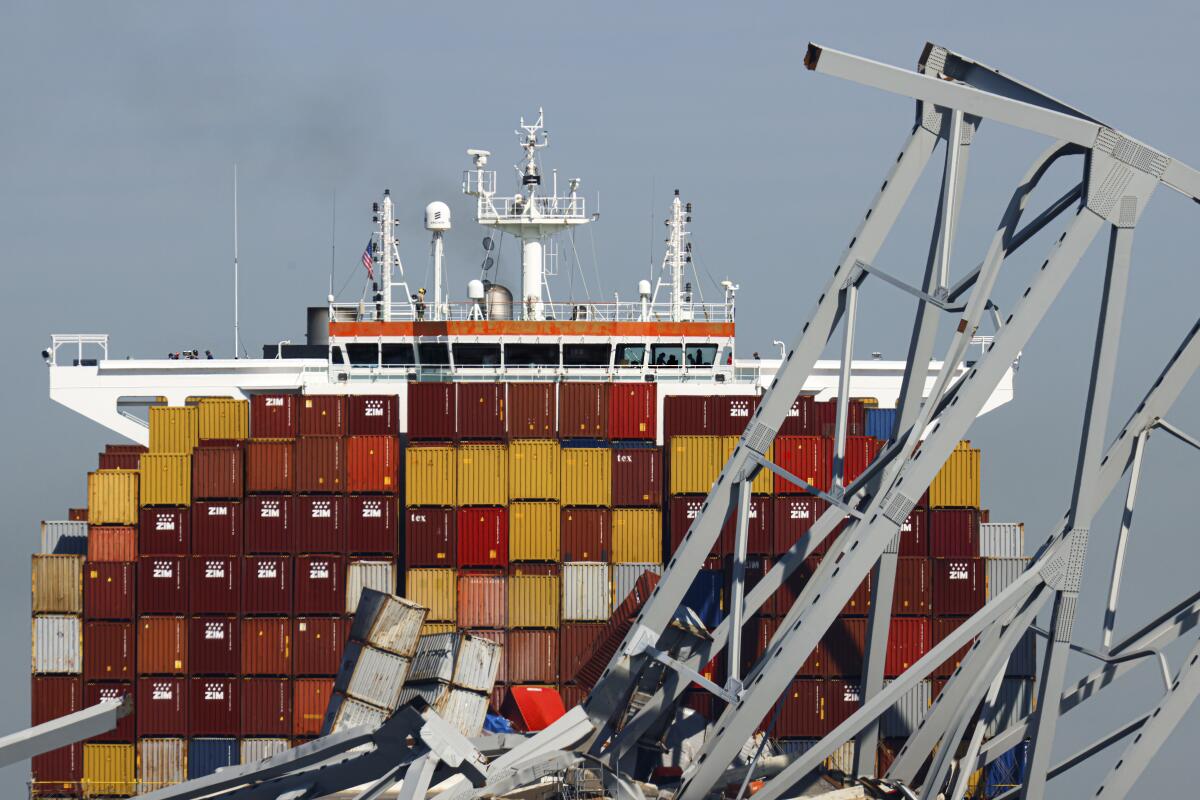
[207, 505, 229, 516]
[363, 502, 383, 519]
[204, 622, 226, 640]
[728, 400, 752, 417]
[257, 562, 279, 579]
[152, 561, 175, 579]
[308, 561, 330, 580]
[311, 501, 331, 519]
[152, 682, 174, 701]
[843, 684, 862, 703]
[98, 687, 121, 701]
[949, 562, 970, 580]
[204, 683, 226, 701]
[154, 513, 176, 531]
[260, 501, 280, 519]
[204, 561, 226, 579]
[265, 397, 285, 407]
[685, 501, 703, 520]
[789, 504, 811, 520]
[364, 399, 385, 417]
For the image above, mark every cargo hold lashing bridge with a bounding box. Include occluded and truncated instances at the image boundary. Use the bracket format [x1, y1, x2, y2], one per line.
[58, 41, 1200, 800]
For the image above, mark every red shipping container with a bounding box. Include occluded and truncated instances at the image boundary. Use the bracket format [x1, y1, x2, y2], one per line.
[560, 507, 610, 562]
[137, 617, 186, 675]
[241, 677, 292, 736]
[294, 495, 345, 554]
[251, 394, 297, 438]
[191, 501, 243, 555]
[663, 395, 714, 439]
[294, 555, 344, 615]
[843, 436, 883, 484]
[778, 556, 871, 616]
[106, 443, 148, 454]
[571, 571, 659, 689]
[559, 623, 605, 683]
[506, 630, 558, 683]
[189, 556, 239, 615]
[85, 561, 135, 620]
[457, 572, 507, 629]
[886, 617, 931, 677]
[293, 677, 334, 736]
[457, 507, 509, 568]
[188, 617, 239, 676]
[408, 383, 456, 440]
[136, 556, 187, 615]
[899, 508, 928, 557]
[559, 683, 588, 712]
[405, 507, 455, 567]
[137, 676, 187, 736]
[347, 496, 397, 554]
[138, 507, 189, 555]
[346, 435, 399, 493]
[777, 678, 828, 737]
[87, 526, 137, 562]
[611, 447, 663, 507]
[83, 621, 134, 681]
[293, 617, 345, 675]
[348, 395, 399, 436]
[777, 395, 817, 436]
[241, 617, 291, 675]
[724, 556, 777, 617]
[774, 436, 833, 494]
[558, 383, 608, 439]
[243, 556, 292, 616]
[246, 440, 294, 493]
[821, 617, 866, 677]
[192, 446, 244, 500]
[458, 383, 506, 439]
[811, 399, 865, 437]
[826, 678, 863, 729]
[741, 615, 779, 675]
[31, 676, 83, 791]
[84, 681, 134, 742]
[668, 496, 772, 556]
[507, 383, 556, 438]
[773, 496, 831, 557]
[245, 495, 293, 554]
[893, 556, 932, 616]
[99, 451, 141, 470]
[189, 677, 239, 736]
[929, 509, 981, 558]
[931, 617, 975, 678]
[714, 395, 759, 436]
[932, 558, 986, 615]
[608, 383, 656, 440]
[299, 395, 347, 437]
[295, 437, 345, 493]
[33, 675, 82, 725]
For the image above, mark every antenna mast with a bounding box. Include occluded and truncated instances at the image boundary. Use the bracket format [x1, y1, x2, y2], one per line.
[651, 190, 694, 321]
[233, 163, 240, 359]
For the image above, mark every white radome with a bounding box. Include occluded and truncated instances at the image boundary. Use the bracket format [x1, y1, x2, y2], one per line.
[424, 201, 451, 231]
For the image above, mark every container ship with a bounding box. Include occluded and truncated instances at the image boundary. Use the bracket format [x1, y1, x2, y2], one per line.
[32, 111, 1026, 797]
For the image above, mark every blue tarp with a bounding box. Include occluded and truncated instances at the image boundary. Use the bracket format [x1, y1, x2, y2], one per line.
[985, 741, 1028, 797]
[484, 713, 515, 733]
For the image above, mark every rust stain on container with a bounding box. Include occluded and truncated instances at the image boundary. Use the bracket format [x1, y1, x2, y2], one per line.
[508, 440, 559, 500]
[405, 507, 455, 567]
[191, 501, 243, 555]
[408, 383, 456, 440]
[82, 621, 133, 681]
[241, 677, 292, 736]
[457, 507, 508, 568]
[87, 526, 137, 562]
[294, 555, 344, 615]
[457, 572, 507, 628]
[137, 556, 187, 615]
[87, 470, 139, 525]
[457, 384, 506, 439]
[294, 494, 345, 554]
[558, 383, 608, 439]
[250, 394, 297, 438]
[137, 616, 186, 675]
[241, 617, 291, 675]
[138, 507, 189, 555]
[346, 496, 396, 555]
[561, 507, 610, 562]
[299, 395, 347, 437]
[188, 616, 239, 676]
[245, 495, 293, 554]
[506, 630, 558, 683]
[608, 383, 656, 440]
[348, 395, 399, 435]
[346, 435, 399, 493]
[507, 383, 555, 438]
[242, 556, 293, 616]
[293, 617, 346, 675]
[192, 446, 244, 501]
[294, 677, 334, 736]
[246, 440, 295, 494]
[85, 561, 135, 620]
[611, 447, 662, 507]
[457, 444, 509, 506]
[189, 556, 239, 615]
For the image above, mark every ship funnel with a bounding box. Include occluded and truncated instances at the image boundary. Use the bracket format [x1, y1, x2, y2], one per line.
[306, 307, 329, 346]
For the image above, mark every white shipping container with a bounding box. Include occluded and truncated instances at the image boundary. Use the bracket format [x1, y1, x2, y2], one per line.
[880, 679, 932, 738]
[562, 562, 611, 621]
[137, 738, 186, 794]
[336, 643, 411, 711]
[980, 523, 1024, 558]
[32, 614, 81, 673]
[984, 678, 1036, 739]
[346, 560, 397, 614]
[986, 558, 1031, 600]
[240, 738, 290, 764]
[326, 693, 391, 735]
[436, 687, 490, 738]
[823, 740, 856, 775]
[348, 590, 426, 657]
[41, 521, 88, 555]
[451, 634, 502, 692]
[611, 563, 663, 613]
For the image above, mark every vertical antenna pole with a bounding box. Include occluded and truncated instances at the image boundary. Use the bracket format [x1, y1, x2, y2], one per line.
[330, 189, 336, 298]
[233, 163, 240, 359]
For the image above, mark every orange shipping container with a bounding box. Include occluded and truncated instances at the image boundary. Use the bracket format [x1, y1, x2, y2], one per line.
[346, 436, 399, 493]
[295, 437, 345, 493]
[241, 618, 291, 676]
[293, 678, 334, 736]
[192, 446, 244, 500]
[247, 440, 294, 493]
[137, 617, 186, 675]
[87, 527, 137, 562]
[457, 572, 507, 629]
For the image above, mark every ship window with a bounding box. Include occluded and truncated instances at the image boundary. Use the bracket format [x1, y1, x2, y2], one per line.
[563, 344, 610, 367]
[505, 343, 558, 367]
[329, 347, 344, 365]
[381, 343, 414, 366]
[616, 343, 646, 367]
[651, 344, 683, 367]
[347, 343, 379, 366]
[455, 344, 501, 367]
[685, 343, 718, 366]
[417, 343, 450, 365]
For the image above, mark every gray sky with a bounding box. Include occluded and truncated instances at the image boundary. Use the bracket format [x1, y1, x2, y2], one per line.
[2, 1, 1199, 794]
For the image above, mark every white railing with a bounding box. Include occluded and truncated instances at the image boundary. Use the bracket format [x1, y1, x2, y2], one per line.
[478, 194, 587, 222]
[329, 300, 734, 324]
[49, 334, 108, 366]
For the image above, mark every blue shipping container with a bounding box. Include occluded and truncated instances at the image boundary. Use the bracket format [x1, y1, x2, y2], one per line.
[609, 440, 658, 449]
[864, 407, 896, 441]
[560, 438, 610, 449]
[683, 569, 724, 628]
[985, 741, 1028, 796]
[188, 738, 239, 779]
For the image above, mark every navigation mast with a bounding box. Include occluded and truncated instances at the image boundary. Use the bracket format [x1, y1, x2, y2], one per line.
[651, 190, 695, 321]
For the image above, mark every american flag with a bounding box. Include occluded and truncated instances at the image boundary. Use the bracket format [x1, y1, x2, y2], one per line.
[361, 239, 374, 280]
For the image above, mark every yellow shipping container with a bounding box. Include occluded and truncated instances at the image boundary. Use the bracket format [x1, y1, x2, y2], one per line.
[560, 448, 611, 507]
[509, 440, 560, 500]
[87, 470, 139, 525]
[420, 622, 456, 636]
[405, 568, 456, 621]
[32, 555, 84, 614]
[669, 436, 723, 495]
[83, 743, 135, 797]
[457, 444, 509, 506]
[148, 406, 198, 454]
[509, 502, 560, 562]
[930, 440, 981, 508]
[196, 397, 249, 440]
[719, 436, 774, 495]
[508, 574, 561, 628]
[611, 509, 663, 564]
[405, 446, 456, 506]
[139, 453, 192, 507]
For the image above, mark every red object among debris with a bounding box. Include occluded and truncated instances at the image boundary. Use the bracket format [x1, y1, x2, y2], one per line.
[500, 685, 567, 732]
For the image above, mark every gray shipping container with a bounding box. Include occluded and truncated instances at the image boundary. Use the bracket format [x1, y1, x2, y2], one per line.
[986, 558, 1031, 600]
[774, 739, 819, 758]
[346, 560, 397, 614]
[408, 633, 458, 684]
[41, 521, 88, 555]
[880, 679, 932, 738]
[611, 563, 663, 613]
[562, 563, 611, 621]
[407, 633, 502, 692]
[335, 642, 411, 710]
[348, 589, 426, 657]
[396, 683, 489, 738]
[240, 738, 290, 764]
[325, 693, 390, 735]
[984, 678, 1036, 739]
[32, 614, 81, 673]
[138, 738, 186, 794]
[980, 523, 1024, 558]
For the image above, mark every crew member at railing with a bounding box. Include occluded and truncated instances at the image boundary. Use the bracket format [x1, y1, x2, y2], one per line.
[413, 288, 427, 321]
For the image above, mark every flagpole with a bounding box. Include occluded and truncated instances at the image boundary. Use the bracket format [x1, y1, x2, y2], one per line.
[233, 163, 240, 359]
